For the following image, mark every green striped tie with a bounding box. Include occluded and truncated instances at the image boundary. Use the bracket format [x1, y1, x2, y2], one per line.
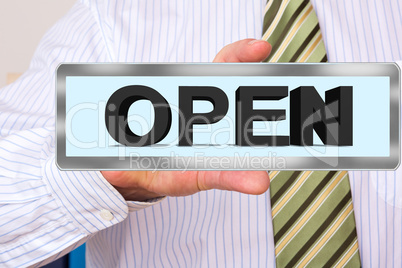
[262, 1, 361, 267]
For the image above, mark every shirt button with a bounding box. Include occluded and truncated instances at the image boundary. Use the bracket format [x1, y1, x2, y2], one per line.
[100, 209, 114, 221]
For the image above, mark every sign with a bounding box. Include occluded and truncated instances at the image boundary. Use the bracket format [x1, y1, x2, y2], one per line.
[56, 63, 400, 170]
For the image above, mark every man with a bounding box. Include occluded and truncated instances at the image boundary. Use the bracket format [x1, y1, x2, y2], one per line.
[0, 0, 401, 267]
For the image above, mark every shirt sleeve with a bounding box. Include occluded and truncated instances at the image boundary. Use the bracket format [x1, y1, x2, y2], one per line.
[0, 2, 162, 267]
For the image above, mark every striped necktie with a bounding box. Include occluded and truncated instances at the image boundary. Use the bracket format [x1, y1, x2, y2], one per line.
[262, 1, 361, 267]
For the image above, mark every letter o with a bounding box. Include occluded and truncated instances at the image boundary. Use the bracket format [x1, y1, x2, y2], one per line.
[105, 85, 172, 146]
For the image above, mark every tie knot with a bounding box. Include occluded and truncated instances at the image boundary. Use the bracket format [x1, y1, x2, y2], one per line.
[262, 0, 327, 62]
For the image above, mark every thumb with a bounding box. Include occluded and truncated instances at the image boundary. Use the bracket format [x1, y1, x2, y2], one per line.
[213, 39, 272, 63]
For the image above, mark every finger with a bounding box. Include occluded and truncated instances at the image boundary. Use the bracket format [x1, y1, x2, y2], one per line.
[148, 170, 270, 196]
[103, 170, 270, 199]
[197, 170, 270, 195]
[213, 39, 272, 63]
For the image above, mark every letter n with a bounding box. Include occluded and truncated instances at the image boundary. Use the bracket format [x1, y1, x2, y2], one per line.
[290, 86, 352, 146]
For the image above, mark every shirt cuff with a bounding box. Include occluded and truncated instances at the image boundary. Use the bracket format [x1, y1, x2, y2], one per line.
[43, 156, 167, 235]
[43, 156, 128, 235]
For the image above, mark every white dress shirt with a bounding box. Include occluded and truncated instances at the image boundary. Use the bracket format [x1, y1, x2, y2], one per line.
[0, 0, 401, 267]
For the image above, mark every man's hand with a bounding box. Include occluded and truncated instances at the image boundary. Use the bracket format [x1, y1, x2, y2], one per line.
[102, 39, 272, 201]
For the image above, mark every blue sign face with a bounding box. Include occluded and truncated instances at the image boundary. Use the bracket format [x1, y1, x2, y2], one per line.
[56, 63, 400, 170]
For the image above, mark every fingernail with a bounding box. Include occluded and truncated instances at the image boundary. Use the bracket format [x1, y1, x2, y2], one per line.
[248, 39, 264, 45]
